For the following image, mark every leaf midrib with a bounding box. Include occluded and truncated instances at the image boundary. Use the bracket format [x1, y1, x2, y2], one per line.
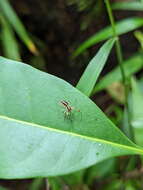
[0, 114, 143, 154]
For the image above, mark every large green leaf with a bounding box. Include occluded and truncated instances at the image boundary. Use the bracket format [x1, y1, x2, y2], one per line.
[76, 38, 116, 96]
[93, 54, 143, 93]
[112, 2, 143, 11]
[0, 57, 143, 179]
[73, 17, 143, 57]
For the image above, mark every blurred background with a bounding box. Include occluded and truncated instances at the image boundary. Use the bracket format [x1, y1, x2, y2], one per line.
[0, 0, 140, 84]
[0, 0, 143, 189]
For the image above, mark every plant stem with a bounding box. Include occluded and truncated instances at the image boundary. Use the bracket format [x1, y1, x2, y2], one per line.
[45, 178, 50, 190]
[104, 0, 134, 140]
[105, 0, 125, 82]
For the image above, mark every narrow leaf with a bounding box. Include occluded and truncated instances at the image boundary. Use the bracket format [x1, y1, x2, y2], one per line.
[76, 38, 116, 96]
[130, 78, 143, 145]
[0, 14, 21, 61]
[0, 57, 143, 179]
[134, 30, 143, 49]
[93, 54, 143, 93]
[139, 77, 143, 93]
[112, 2, 143, 11]
[122, 108, 132, 139]
[73, 17, 143, 57]
[0, 0, 38, 54]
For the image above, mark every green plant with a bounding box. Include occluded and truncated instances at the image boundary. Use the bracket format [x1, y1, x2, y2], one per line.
[1, 0, 143, 189]
[0, 0, 38, 60]
[2, 49, 143, 179]
[0, 40, 142, 185]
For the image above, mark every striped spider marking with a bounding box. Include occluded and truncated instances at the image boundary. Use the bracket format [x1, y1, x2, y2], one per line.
[60, 100, 81, 121]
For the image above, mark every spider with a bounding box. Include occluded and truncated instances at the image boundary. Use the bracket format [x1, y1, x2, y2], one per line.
[60, 100, 80, 120]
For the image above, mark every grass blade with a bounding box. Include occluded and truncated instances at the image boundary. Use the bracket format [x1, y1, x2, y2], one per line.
[131, 78, 143, 145]
[93, 54, 143, 93]
[0, 14, 21, 61]
[112, 2, 143, 11]
[72, 17, 143, 57]
[76, 38, 116, 96]
[0, 0, 38, 54]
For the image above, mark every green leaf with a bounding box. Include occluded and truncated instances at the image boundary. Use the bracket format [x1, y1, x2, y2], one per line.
[76, 38, 116, 96]
[139, 77, 143, 93]
[0, 56, 143, 179]
[103, 179, 122, 190]
[125, 180, 137, 190]
[122, 108, 132, 139]
[0, 14, 21, 61]
[0, 0, 38, 54]
[112, 2, 143, 11]
[86, 158, 116, 185]
[48, 177, 63, 190]
[93, 54, 143, 93]
[0, 186, 9, 190]
[134, 30, 143, 49]
[73, 17, 143, 57]
[130, 78, 143, 146]
[63, 171, 84, 186]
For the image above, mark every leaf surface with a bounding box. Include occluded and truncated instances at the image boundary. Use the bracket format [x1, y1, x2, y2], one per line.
[0, 57, 143, 179]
